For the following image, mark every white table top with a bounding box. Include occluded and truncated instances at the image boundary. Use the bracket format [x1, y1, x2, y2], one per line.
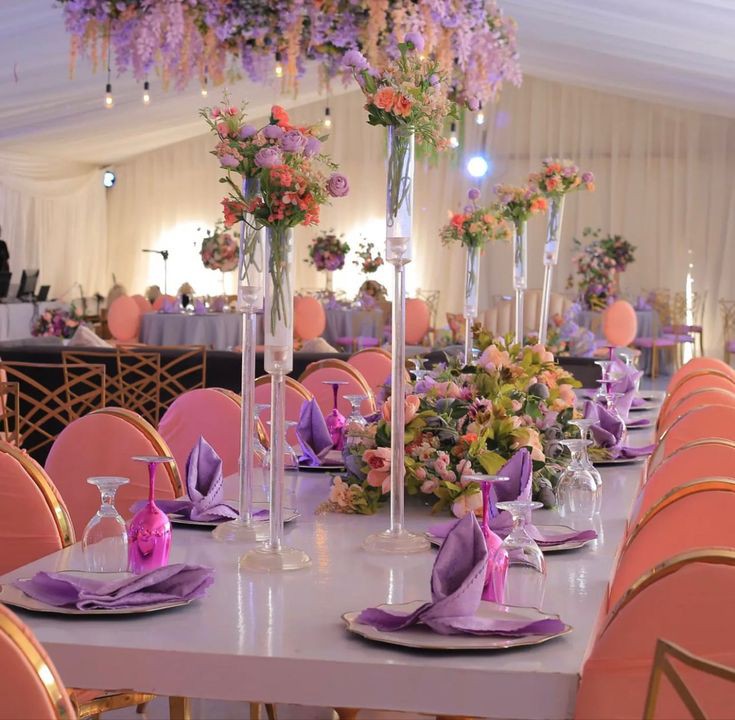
[0, 421, 656, 719]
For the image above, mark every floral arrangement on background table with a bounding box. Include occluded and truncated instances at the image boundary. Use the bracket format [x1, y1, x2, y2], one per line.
[32, 305, 81, 339]
[305, 231, 350, 293]
[324, 340, 579, 517]
[200, 223, 239, 273]
[353, 240, 384, 275]
[61, 1, 520, 114]
[568, 227, 636, 310]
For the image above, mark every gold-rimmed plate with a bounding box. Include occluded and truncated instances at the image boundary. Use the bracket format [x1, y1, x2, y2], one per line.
[342, 601, 571, 651]
[169, 503, 299, 528]
[426, 524, 595, 553]
[592, 454, 647, 467]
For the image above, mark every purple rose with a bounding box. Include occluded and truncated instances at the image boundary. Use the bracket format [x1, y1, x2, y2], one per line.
[343, 49, 369, 72]
[468, 187, 481, 200]
[263, 124, 284, 140]
[326, 172, 349, 198]
[463, 205, 473, 214]
[240, 125, 257, 139]
[220, 154, 239, 168]
[304, 136, 321, 157]
[254, 147, 283, 169]
[281, 129, 306, 153]
[582, 171, 594, 183]
[404, 31, 425, 53]
[467, 97, 480, 112]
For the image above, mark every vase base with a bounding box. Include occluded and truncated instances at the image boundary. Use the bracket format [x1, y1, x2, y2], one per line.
[239, 545, 311, 572]
[362, 529, 430, 555]
[211, 518, 269, 544]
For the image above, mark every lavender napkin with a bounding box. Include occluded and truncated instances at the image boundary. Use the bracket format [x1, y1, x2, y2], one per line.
[14, 564, 214, 610]
[161, 298, 180, 314]
[584, 401, 653, 459]
[132, 437, 237, 521]
[193, 299, 207, 315]
[610, 358, 644, 413]
[358, 514, 565, 637]
[296, 398, 333, 466]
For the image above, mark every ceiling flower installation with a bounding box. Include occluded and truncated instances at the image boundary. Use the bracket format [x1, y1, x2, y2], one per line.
[59, 0, 522, 107]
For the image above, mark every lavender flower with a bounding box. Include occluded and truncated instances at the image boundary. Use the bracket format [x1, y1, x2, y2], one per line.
[240, 125, 257, 139]
[303, 136, 321, 157]
[326, 173, 349, 197]
[263, 124, 284, 140]
[254, 147, 282, 168]
[404, 31, 425, 53]
[343, 49, 369, 72]
[281, 129, 307, 153]
[468, 188, 481, 200]
[219, 154, 239, 168]
[582, 171, 594, 183]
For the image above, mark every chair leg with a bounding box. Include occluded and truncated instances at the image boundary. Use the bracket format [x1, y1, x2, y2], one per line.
[136, 702, 149, 714]
[169, 696, 191, 720]
[249, 703, 261, 720]
[651, 346, 658, 379]
[265, 704, 277, 720]
[334, 710, 360, 720]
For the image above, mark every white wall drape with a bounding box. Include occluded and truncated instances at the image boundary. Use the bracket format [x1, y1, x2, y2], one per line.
[107, 75, 735, 354]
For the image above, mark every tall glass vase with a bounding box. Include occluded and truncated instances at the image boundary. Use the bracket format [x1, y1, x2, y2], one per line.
[240, 226, 311, 571]
[324, 270, 334, 294]
[513, 220, 528, 346]
[214, 176, 268, 543]
[538, 196, 566, 345]
[363, 125, 429, 555]
[464, 245, 481, 365]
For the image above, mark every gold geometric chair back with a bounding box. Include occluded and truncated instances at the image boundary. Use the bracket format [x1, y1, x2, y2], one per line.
[416, 288, 440, 332]
[0, 380, 21, 447]
[720, 299, 735, 362]
[0, 362, 106, 460]
[643, 638, 735, 719]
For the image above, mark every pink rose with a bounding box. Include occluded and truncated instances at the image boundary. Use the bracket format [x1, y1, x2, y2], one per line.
[381, 394, 420, 425]
[478, 344, 511, 372]
[363, 447, 392, 493]
[327, 173, 349, 198]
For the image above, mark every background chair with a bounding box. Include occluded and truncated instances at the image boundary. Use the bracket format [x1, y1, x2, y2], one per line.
[131, 293, 153, 315]
[405, 298, 432, 346]
[254, 375, 313, 447]
[298, 359, 376, 417]
[664, 290, 706, 357]
[0, 380, 20, 446]
[294, 295, 327, 345]
[602, 299, 638, 347]
[107, 295, 142, 343]
[152, 294, 177, 312]
[45, 408, 182, 534]
[657, 387, 735, 434]
[347, 348, 394, 402]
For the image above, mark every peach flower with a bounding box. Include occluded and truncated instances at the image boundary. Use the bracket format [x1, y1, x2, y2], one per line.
[451, 490, 483, 518]
[478, 344, 511, 372]
[381, 394, 420, 424]
[531, 343, 555, 363]
[433, 381, 463, 399]
[363, 447, 392, 493]
[374, 87, 396, 112]
[511, 428, 545, 462]
[392, 94, 412, 117]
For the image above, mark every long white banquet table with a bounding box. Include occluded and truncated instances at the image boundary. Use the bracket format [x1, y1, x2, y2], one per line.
[0, 423, 656, 719]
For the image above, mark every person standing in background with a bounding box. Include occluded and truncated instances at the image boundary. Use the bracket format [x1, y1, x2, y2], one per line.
[0, 226, 9, 273]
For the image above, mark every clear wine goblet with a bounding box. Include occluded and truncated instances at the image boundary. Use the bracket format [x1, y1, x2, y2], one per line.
[568, 418, 602, 488]
[82, 476, 130, 573]
[556, 439, 601, 522]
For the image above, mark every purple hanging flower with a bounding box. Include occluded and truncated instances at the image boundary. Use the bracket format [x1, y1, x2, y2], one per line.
[343, 49, 369, 72]
[303, 136, 321, 157]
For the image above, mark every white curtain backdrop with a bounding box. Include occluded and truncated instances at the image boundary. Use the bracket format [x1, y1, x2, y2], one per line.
[107, 75, 735, 354]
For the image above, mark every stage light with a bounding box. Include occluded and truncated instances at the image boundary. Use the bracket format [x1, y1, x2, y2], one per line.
[142, 80, 151, 105]
[274, 51, 284, 78]
[200, 77, 208, 97]
[103, 169, 116, 188]
[466, 155, 489, 179]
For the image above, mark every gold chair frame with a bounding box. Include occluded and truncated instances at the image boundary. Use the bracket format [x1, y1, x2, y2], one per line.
[643, 638, 735, 719]
[659, 369, 735, 426]
[254, 375, 313, 401]
[720, 299, 735, 364]
[669, 290, 707, 357]
[0, 380, 21, 447]
[644, 437, 735, 488]
[298, 358, 377, 412]
[656, 386, 735, 435]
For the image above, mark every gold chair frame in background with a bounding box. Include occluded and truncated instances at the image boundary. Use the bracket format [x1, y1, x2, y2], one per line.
[669, 290, 707, 357]
[298, 358, 377, 412]
[643, 638, 735, 719]
[656, 385, 735, 434]
[719, 299, 735, 364]
[0, 380, 21, 447]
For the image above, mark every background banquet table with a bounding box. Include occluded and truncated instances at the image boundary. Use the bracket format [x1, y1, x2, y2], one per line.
[323, 306, 384, 348]
[0, 415, 656, 720]
[139, 311, 265, 350]
[0, 301, 66, 342]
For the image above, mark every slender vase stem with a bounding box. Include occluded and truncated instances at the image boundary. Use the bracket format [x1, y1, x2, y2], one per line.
[238, 311, 256, 525]
[538, 266, 553, 345]
[268, 371, 285, 552]
[512, 220, 527, 345]
[538, 197, 565, 345]
[390, 261, 406, 536]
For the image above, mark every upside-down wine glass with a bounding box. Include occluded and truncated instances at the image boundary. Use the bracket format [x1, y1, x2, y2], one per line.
[82, 477, 130, 573]
[593, 359, 612, 402]
[411, 357, 429, 384]
[556, 440, 601, 522]
[568, 418, 602, 488]
[128, 456, 175, 574]
[322, 380, 349, 450]
[342, 394, 368, 447]
[495, 500, 546, 608]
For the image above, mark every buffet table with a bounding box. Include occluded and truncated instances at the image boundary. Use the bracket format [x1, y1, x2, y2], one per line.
[0, 301, 66, 342]
[0, 416, 655, 719]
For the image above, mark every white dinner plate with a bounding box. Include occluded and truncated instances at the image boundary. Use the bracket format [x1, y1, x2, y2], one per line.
[0, 572, 194, 616]
[629, 401, 660, 412]
[592, 455, 647, 467]
[342, 601, 571, 651]
[426, 524, 594, 553]
[295, 464, 345, 474]
[169, 503, 299, 528]
[626, 422, 651, 431]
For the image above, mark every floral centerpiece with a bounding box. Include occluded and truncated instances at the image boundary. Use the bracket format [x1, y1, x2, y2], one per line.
[323, 339, 580, 517]
[305, 231, 350, 272]
[353, 240, 384, 275]
[32, 305, 82, 339]
[200, 223, 239, 272]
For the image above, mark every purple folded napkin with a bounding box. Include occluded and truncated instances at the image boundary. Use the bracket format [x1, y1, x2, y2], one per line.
[211, 296, 226, 312]
[133, 437, 237, 521]
[296, 398, 333, 466]
[193, 299, 207, 315]
[161, 298, 180, 314]
[610, 359, 643, 417]
[14, 564, 214, 610]
[584, 401, 653, 459]
[358, 513, 565, 637]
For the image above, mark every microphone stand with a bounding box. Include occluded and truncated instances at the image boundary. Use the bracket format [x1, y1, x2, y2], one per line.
[142, 249, 170, 294]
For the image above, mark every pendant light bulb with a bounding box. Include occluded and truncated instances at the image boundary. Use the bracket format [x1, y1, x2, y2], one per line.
[142, 80, 151, 105]
[449, 121, 459, 149]
[274, 51, 284, 79]
[200, 77, 208, 97]
[323, 105, 332, 129]
[105, 82, 114, 109]
[475, 102, 485, 126]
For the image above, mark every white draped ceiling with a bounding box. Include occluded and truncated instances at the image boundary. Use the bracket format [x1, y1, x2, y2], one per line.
[1, 0, 734, 349]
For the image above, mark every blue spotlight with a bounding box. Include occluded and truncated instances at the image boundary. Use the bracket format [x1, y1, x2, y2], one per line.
[466, 155, 491, 179]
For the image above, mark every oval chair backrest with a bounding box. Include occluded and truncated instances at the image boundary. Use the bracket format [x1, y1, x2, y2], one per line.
[293, 296, 326, 342]
[298, 359, 376, 418]
[657, 387, 735, 434]
[158, 388, 242, 478]
[405, 298, 431, 345]
[576, 551, 735, 720]
[254, 376, 313, 447]
[648, 404, 735, 473]
[152, 294, 177, 312]
[668, 358, 735, 390]
[658, 370, 735, 429]
[44, 408, 182, 535]
[603, 300, 638, 347]
[0, 442, 74, 575]
[347, 348, 393, 400]
[0, 604, 76, 720]
[610, 479, 735, 611]
[131, 294, 153, 314]
[635, 439, 735, 525]
[107, 296, 142, 342]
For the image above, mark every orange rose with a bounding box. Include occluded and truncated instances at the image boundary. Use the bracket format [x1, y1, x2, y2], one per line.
[270, 105, 291, 128]
[546, 177, 559, 191]
[381, 394, 420, 425]
[586, 182, 595, 191]
[450, 213, 465, 229]
[393, 94, 413, 117]
[374, 87, 396, 112]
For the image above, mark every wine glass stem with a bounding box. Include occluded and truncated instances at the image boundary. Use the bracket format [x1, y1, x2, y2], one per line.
[268, 370, 285, 551]
[147, 462, 155, 505]
[332, 384, 338, 412]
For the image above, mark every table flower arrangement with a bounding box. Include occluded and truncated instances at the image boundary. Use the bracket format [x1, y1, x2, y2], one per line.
[440, 190, 512, 250]
[528, 158, 595, 197]
[305, 231, 350, 272]
[353, 240, 384, 275]
[323, 340, 580, 517]
[494, 184, 548, 224]
[200, 223, 239, 272]
[32, 305, 82, 339]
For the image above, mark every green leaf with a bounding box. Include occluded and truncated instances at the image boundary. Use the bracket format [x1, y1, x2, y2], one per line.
[477, 451, 507, 475]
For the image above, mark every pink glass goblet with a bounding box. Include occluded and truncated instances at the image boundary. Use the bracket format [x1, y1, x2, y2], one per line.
[128, 455, 175, 574]
[322, 380, 349, 450]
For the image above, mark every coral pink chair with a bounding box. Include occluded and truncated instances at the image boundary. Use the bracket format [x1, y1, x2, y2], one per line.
[0, 604, 77, 720]
[152, 294, 177, 312]
[45, 408, 182, 534]
[603, 300, 638, 347]
[405, 298, 431, 345]
[648, 404, 735, 474]
[634, 439, 735, 525]
[294, 296, 327, 343]
[575, 551, 735, 719]
[347, 348, 395, 401]
[670, 357, 735, 386]
[657, 387, 735, 434]
[298, 359, 376, 418]
[254, 376, 313, 447]
[107, 296, 142, 342]
[131, 294, 152, 314]
[610, 479, 735, 611]
[658, 370, 735, 429]
[158, 388, 243, 478]
[0, 442, 74, 575]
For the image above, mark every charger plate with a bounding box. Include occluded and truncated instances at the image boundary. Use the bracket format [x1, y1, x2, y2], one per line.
[427, 524, 595, 553]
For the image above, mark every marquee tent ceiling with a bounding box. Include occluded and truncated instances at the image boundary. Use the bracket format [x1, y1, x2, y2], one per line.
[1, 0, 734, 168]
